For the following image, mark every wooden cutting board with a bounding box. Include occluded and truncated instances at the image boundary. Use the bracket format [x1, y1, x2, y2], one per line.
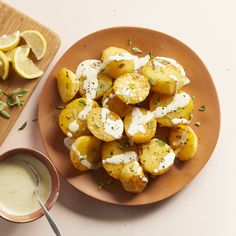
[0, 1, 61, 146]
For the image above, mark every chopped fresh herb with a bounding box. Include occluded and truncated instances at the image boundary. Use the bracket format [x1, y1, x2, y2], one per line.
[155, 139, 166, 147]
[198, 105, 206, 112]
[148, 77, 155, 86]
[195, 121, 201, 127]
[129, 83, 135, 90]
[149, 50, 155, 59]
[79, 157, 85, 161]
[79, 99, 86, 105]
[155, 98, 160, 106]
[18, 121, 27, 131]
[32, 118, 38, 122]
[147, 121, 153, 129]
[98, 182, 105, 191]
[12, 88, 28, 97]
[0, 101, 7, 111]
[56, 105, 64, 110]
[0, 110, 10, 119]
[107, 178, 115, 185]
[132, 47, 142, 53]
[128, 37, 132, 45]
[191, 95, 195, 100]
[6, 94, 16, 107]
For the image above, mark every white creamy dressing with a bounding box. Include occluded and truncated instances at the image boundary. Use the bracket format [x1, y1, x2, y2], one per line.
[102, 151, 138, 165]
[78, 98, 93, 120]
[101, 53, 150, 70]
[66, 132, 73, 138]
[64, 137, 75, 150]
[152, 92, 191, 118]
[172, 118, 190, 125]
[100, 108, 123, 139]
[76, 60, 101, 99]
[0, 153, 52, 216]
[68, 120, 79, 133]
[153, 152, 175, 173]
[132, 161, 148, 183]
[102, 93, 115, 108]
[128, 107, 154, 135]
[71, 144, 100, 169]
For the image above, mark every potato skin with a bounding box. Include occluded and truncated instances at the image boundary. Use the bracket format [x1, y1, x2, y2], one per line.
[79, 72, 112, 100]
[101, 47, 135, 78]
[102, 138, 138, 179]
[113, 72, 150, 104]
[70, 136, 102, 171]
[87, 107, 124, 142]
[57, 67, 80, 103]
[139, 138, 175, 176]
[124, 107, 156, 144]
[142, 58, 185, 95]
[120, 161, 148, 193]
[59, 98, 99, 138]
[169, 124, 198, 161]
[149, 91, 193, 127]
[102, 88, 133, 118]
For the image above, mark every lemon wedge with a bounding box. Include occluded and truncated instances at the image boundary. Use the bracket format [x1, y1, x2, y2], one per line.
[21, 30, 47, 60]
[0, 31, 20, 52]
[5, 45, 30, 62]
[12, 47, 44, 79]
[0, 50, 9, 80]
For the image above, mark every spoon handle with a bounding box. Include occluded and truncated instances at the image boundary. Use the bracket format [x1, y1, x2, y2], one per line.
[35, 191, 63, 236]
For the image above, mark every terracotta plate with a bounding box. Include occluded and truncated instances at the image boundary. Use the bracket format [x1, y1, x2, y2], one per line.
[38, 27, 220, 205]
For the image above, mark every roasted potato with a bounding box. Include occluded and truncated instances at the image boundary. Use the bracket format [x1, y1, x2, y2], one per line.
[57, 68, 80, 103]
[150, 91, 193, 127]
[169, 124, 198, 161]
[139, 138, 176, 176]
[120, 161, 148, 193]
[70, 136, 102, 171]
[101, 47, 135, 78]
[113, 72, 150, 104]
[79, 72, 113, 100]
[102, 88, 133, 118]
[87, 107, 124, 141]
[102, 137, 138, 179]
[124, 107, 156, 143]
[142, 57, 188, 95]
[59, 98, 99, 138]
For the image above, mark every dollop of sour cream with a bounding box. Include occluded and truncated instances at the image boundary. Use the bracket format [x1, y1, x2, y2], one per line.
[101, 53, 150, 71]
[71, 144, 101, 170]
[76, 60, 101, 99]
[153, 92, 191, 118]
[78, 98, 93, 120]
[153, 152, 175, 173]
[128, 107, 154, 135]
[102, 151, 138, 165]
[100, 108, 123, 139]
[64, 137, 74, 150]
[68, 120, 79, 133]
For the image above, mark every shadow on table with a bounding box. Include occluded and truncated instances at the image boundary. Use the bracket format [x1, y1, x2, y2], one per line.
[57, 177, 181, 221]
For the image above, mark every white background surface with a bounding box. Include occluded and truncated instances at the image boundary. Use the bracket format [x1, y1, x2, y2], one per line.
[0, 0, 235, 235]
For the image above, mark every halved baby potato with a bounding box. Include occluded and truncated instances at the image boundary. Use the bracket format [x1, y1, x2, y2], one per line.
[150, 91, 193, 127]
[169, 124, 198, 161]
[101, 46, 135, 78]
[59, 98, 99, 138]
[102, 137, 138, 179]
[87, 107, 124, 142]
[142, 57, 188, 95]
[79, 72, 113, 100]
[113, 72, 150, 104]
[124, 107, 156, 143]
[70, 135, 102, 171]
[102, 88, 133, 118]
[120, 161, 148, 193]
[57, 67, 80, 103]
[139, 138, 176, 176]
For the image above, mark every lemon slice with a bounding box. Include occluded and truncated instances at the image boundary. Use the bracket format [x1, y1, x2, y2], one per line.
[21, 30, 47, 60]
[12, 47, 44, 79]
[5, 45, 30, 62]
[0, 50, 9, 80]
[0, 31, 20, 52]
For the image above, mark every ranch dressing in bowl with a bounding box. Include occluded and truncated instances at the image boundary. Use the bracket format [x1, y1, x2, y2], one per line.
[0, 153, 52, 216]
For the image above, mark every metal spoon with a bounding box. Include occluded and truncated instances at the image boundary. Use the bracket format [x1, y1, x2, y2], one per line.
[21, 160, 62, 236]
